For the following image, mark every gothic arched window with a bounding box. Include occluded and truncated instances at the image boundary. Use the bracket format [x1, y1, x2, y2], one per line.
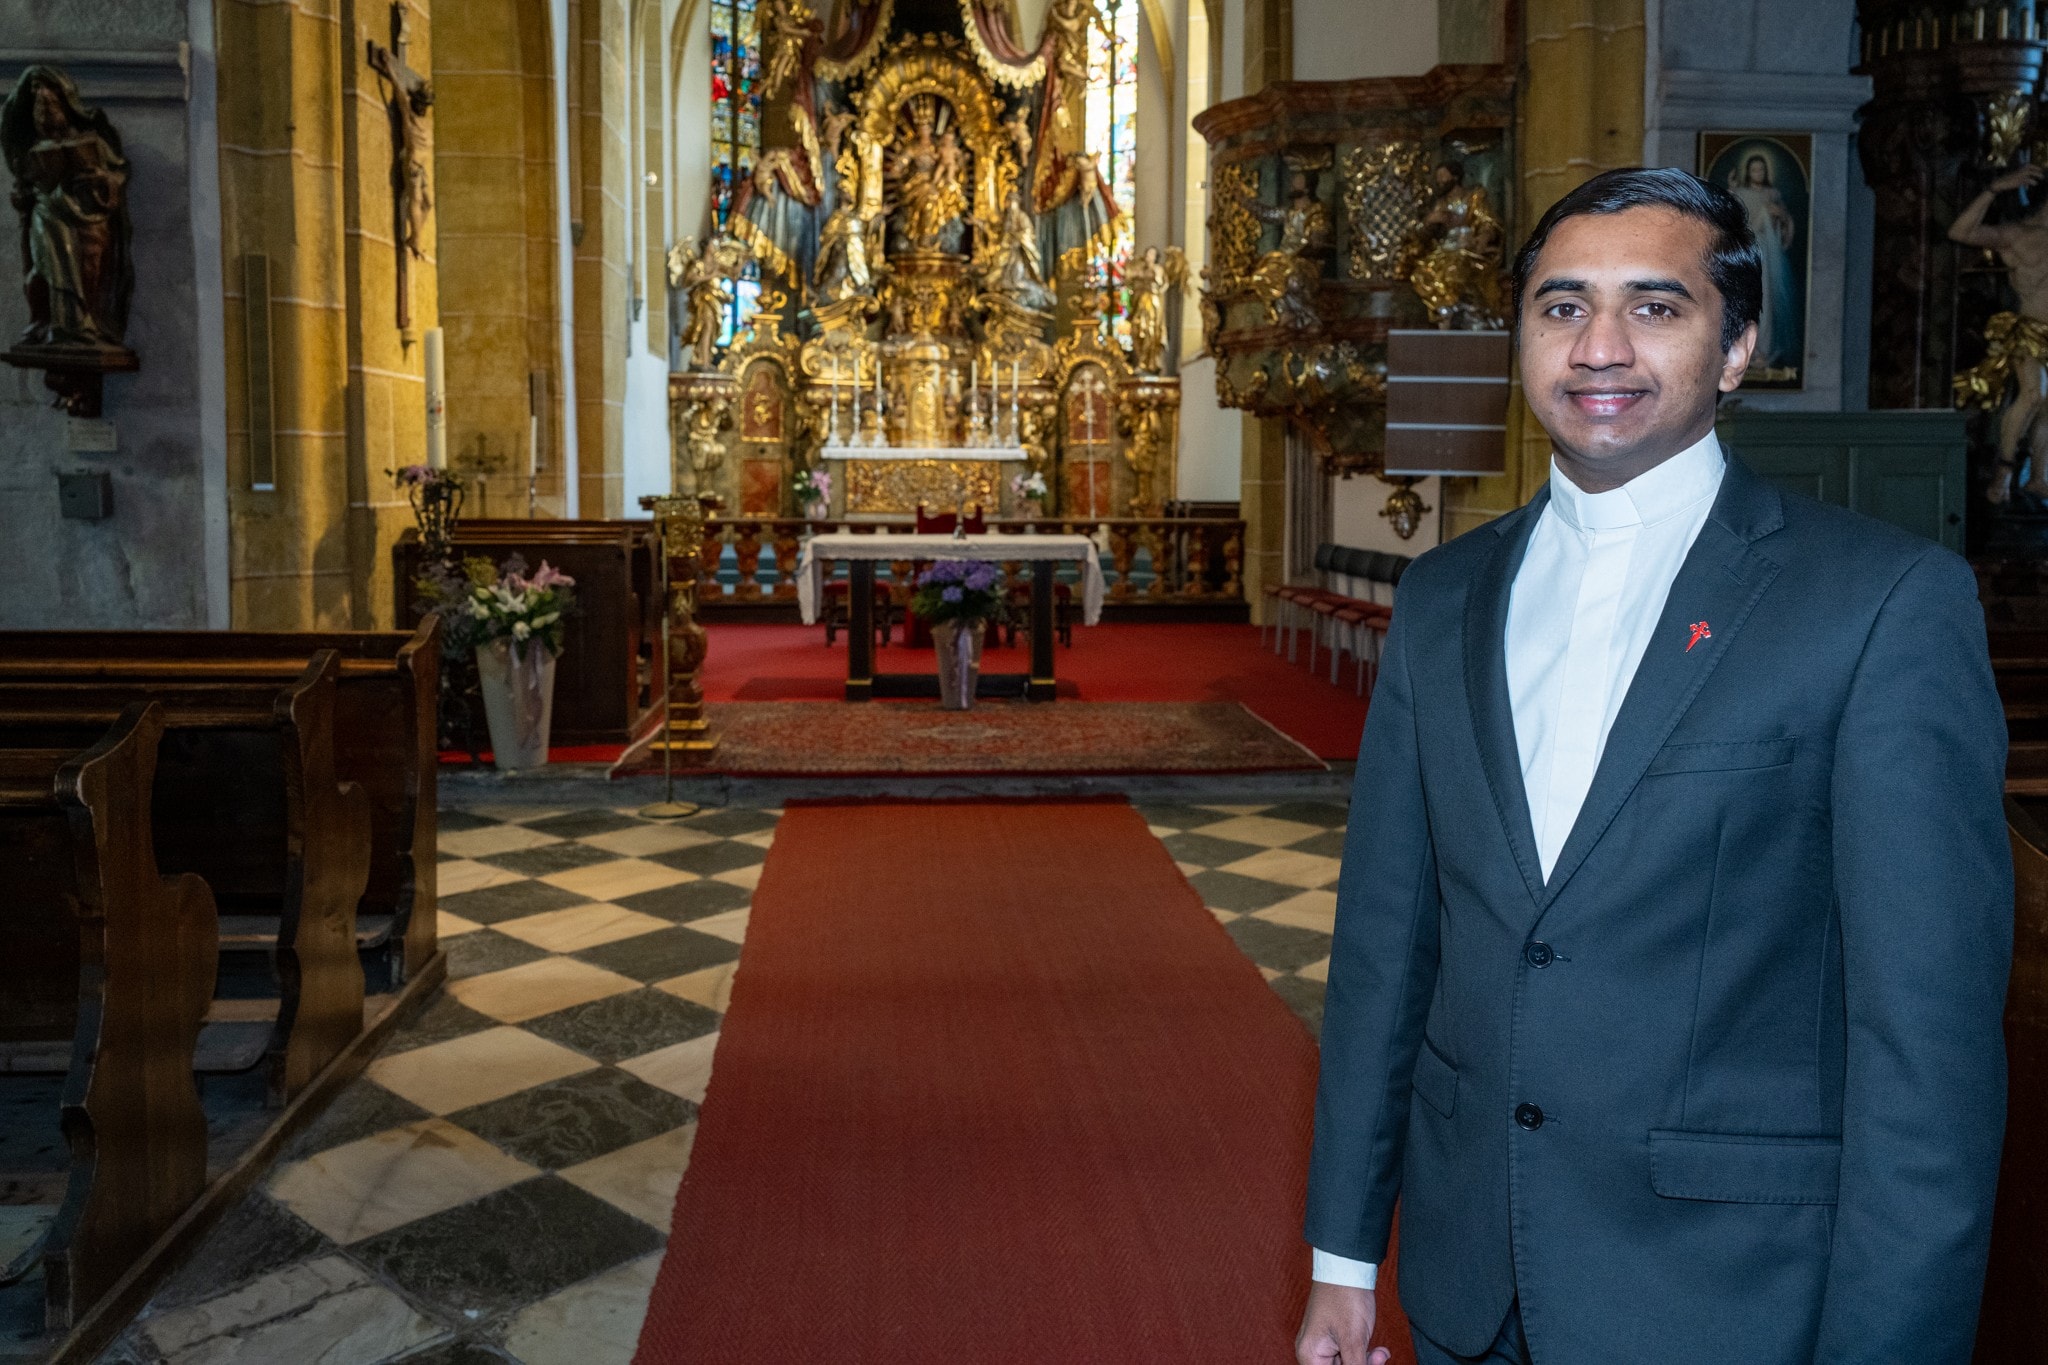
[710, 0, 764, 341]
[1086, 0, 1140, 325]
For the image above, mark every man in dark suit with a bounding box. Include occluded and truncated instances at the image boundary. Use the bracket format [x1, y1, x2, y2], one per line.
[1294, 168, 2013, 1365]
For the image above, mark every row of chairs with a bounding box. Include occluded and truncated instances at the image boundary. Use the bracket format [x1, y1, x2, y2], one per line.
[1264, 544, 1412, 694]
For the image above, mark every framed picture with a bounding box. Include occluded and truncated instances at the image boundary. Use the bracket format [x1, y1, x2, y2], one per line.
[1698, 131, 1813, 391]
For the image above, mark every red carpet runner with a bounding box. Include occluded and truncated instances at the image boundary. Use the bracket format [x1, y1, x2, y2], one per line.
[633, 800, 1415, 1364]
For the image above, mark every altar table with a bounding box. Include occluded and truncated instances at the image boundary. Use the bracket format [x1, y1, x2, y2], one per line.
[796, 532, 1106, 701]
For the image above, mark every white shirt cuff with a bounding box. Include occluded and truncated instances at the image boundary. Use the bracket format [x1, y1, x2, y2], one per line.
[1311, 1248, 1379, 1289]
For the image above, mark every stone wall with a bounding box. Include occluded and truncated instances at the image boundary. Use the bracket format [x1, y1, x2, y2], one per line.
[0, 6, 229, 628]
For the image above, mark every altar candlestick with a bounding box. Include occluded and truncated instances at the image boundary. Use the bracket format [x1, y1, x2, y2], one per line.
[851, 360, 863, 445]
[831, 354, 843, 446]
[424, 327, 447, 469]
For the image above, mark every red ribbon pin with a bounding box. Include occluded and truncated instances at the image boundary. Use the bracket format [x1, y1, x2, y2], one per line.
[1685, 621, 1712, 653]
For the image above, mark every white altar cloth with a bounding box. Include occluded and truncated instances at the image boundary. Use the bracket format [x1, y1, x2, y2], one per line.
[796, 532, 1105, 627]
[819, 446, 1029, 462]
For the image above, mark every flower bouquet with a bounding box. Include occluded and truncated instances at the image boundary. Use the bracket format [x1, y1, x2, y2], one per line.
[1010, 469, 1049, 518]
[911, 560, 1007, 710]
[392, 464, 465, 560]
[418, 554, 577, 770]
[796, 467, 832, 517]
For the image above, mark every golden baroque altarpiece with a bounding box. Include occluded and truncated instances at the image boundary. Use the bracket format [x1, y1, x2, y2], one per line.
[1193, 66, 1514, 478]
[668, 0, 1180, 521]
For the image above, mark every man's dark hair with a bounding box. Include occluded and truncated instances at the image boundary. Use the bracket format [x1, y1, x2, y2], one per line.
[1509, 166, 1762, 352]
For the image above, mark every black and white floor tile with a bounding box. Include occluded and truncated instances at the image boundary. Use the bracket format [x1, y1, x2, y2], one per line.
[94, 795, 1344, 1364]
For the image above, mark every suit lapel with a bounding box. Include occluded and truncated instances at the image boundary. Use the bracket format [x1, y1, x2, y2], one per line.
[1534, 457, 1786, 912]
[1464, 492, 1549, 906]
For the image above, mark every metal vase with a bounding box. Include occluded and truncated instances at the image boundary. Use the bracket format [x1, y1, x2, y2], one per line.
[931, 618, 986, 711]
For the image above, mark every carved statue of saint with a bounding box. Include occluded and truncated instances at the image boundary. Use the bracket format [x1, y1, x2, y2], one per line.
[1, 66, 132, 356]
[1046, 0, 1100, 133]
[1407, 159, 1505, 328]
[1248, 170, 1331, 330]
[1951, 164, 2048, 501]
[813, 200, 874, 301]
[668, 235, 750, 370]
[975, 189, 1053, 311]
[885, 98, 969, 253]
[1003, 106, 1035, 182]
[757, 0, 822, 103]
[1124, 246, 1189, 373]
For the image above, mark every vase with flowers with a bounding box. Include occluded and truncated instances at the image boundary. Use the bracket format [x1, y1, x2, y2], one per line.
[910, 559, 1007, 710]
[418, 554, 576, 770]
[796, 467, 832, 519]
[1010, 469, 1049, 520]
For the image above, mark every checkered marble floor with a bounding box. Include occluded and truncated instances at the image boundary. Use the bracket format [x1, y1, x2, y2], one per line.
[97, 796, 1344, 1364]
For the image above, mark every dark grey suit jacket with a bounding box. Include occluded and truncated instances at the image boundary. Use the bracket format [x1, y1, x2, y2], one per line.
[1305, 456, 2013, 1363]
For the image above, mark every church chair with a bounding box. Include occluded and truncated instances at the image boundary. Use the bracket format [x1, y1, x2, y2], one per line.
[821, 570, 895, 647]
[0, 703, 217, 1333]
[1272, 543, 1341, 662]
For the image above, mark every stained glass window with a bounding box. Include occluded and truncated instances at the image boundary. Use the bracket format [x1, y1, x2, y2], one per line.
[1086, 0, 1141, 330]
[710, 0, 763, 343]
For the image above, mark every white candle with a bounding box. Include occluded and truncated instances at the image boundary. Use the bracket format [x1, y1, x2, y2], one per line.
[528, 413, 540, 477]
[424, 327, 447, 469]
[832, 353, 842, 445]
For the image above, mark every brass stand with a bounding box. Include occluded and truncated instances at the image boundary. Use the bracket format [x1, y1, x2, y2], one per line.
[637, 492, 723, 807]
[638, 607, 699, 821]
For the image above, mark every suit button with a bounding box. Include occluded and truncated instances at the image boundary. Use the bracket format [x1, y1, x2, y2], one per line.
[1524, 941, 1554, 968]
[1515, 1103, 1545, 1131]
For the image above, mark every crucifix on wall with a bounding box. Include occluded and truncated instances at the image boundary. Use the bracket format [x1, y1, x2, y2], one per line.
[368, 3, 433, 336]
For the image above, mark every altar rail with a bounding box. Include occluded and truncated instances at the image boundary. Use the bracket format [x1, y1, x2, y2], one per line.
[696, 517, 1248, 621]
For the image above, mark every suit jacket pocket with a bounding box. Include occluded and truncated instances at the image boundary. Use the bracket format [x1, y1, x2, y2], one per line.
[1646, 737, 1797, 775]
[1648, 1130, 1841, 1205]
[1411, 1039, 1458, 1118]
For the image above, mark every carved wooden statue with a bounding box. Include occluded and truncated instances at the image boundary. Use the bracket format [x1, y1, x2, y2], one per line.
[1951, 163, 2048, 503]
[367, 3, 433, 334]
[669, 235, 750, 370]
[1124, 245, 1189, 372]
[0, 64, 136, 415]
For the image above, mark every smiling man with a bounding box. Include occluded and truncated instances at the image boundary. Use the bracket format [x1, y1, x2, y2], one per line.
[1295, 168, 2013, 1365]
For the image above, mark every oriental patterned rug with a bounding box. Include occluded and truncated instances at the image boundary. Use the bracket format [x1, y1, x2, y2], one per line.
[613, 701, 1326, 777]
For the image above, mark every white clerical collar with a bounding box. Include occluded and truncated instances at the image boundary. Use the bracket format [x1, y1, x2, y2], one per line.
[1546, 430, 1725, 533]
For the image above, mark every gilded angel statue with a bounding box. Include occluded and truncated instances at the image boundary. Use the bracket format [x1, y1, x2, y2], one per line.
[1125, 245, 1189, 372]
[668, 234, 750, 370]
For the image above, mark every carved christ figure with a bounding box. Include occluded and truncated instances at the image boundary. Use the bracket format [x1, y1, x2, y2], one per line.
[368, 6, 434, 330]
[1951, 163, 2048, 500]
[1, 66, 132, 353]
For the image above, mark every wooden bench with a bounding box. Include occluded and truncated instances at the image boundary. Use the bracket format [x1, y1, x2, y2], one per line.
[0, 652, 370, 1105]
[395, 519, 664, 745]
[0, 703, 217, 1334]
[0, 625, 443, 993]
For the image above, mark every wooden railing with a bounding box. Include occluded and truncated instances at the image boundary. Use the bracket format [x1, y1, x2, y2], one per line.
[697, 517, 1246, 605]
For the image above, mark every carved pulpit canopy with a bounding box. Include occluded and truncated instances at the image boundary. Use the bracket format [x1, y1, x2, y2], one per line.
[0, 64, 138, 417]
[1192, 65, 1513, 477]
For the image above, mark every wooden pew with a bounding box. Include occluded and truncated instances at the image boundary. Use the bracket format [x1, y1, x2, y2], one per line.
[1979, 798, 2048, 1360]
[0, 653, 370, 1104]
[0, 703, 216, 1334]
[0, 624, 442, 992]
[394, 519, 664, 745]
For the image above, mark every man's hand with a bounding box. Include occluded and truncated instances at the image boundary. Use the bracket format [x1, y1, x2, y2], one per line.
[1295, 1283, 1388, 1365]
[1992, 164, 2045, 194]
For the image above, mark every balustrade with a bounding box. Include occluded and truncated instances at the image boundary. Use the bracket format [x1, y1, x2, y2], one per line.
[693, 517, 1245, 607]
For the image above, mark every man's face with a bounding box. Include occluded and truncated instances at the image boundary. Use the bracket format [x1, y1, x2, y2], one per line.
[1519, 205, 1756, 492]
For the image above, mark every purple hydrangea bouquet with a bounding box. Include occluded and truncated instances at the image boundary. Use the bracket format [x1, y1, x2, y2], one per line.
[910, 559, 1007, 624]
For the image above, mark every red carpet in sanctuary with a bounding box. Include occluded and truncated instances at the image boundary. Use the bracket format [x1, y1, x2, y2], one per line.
[632, 800, 1415, 1364]
[699, 622, 1371, 760]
